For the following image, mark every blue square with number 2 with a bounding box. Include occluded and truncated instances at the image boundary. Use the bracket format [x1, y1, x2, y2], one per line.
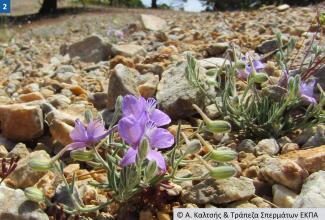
[0, 0, 10, 13]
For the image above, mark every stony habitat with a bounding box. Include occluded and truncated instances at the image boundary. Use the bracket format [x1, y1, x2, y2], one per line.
[0, 2, 324, 220]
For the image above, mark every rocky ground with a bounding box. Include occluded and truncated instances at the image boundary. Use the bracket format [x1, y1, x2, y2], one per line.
[0, 3, 324, 220]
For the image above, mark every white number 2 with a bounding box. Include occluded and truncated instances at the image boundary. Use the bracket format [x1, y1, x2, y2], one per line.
[3, 4, 7, 10]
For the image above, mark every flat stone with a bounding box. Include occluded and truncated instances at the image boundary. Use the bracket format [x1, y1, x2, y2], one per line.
[0, 104, 44, 141]
[112, 44, 146, 58]
[181, 177, 255, 205]
[141, 14, 167, 31]
[107, 64, 140, 110]
[60, 35, 111, 63]
[0, 185, 48, 220]
[293, 171, 325, 208]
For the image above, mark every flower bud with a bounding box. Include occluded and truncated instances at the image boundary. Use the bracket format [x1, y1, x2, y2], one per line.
[192, 104, 231, 134]
[206, 120, 231, 133]
[210, 149, 237, 162]
[24, 187, 45, 203]
[209, 166, 236, 179]
[145, 160, 158, 181]
[29, 159, 52, 171]
[184, 139, 201, 155]
[138, 138, 149, 162]
[254, 72, 268, 84]
[70, 150, 94, 161]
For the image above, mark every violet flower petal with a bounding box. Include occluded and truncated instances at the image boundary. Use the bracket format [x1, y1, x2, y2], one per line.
[148, 127, 174, 149]
[122, 95, 146, 118]
[146, 150, 166, 172]
[118, 113, 147, 148]
[70, 119, 88, 142]
[120, 147, 137, 167]
[150, 109, 171, 127]
[300, 80, 316, 98]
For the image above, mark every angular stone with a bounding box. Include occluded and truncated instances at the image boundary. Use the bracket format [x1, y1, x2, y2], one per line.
[141, 14, 167, 31]
[280, 145, 325, 173]
[7, 143, 30, 159]
[0, 185, 48, 220]
[258, 156, 308, 192]
[18, 92, 45, 103]
[49, 119, 73, 146]
[272, 184, 297, 208]
[107, 64, 140, 110]
[0, 104, 44, 141]
[156, 62, 213, 118]
[293, 171, 325, 208]
[181, 177, 255, 205]
[112, 44, 146, 58]
[60, 35, 111, 63]
[302, 125, 325, 148]
[6, 150, 50, 188]
[255, 138, 280, 156]
[137, 73, 159, 98]
[206, 43, 229, 57]
[257, 39, 278, 54]
[237, 139, 256, 154]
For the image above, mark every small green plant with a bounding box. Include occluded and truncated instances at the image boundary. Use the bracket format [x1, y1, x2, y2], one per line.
[25, 95, 236, 217]
[185, 34, 324, 139]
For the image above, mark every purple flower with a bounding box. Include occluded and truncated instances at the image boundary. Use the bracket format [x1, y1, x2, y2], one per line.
[237, 53, 265, 80]
[107, 29, 124, 40]
[119, 116, 174, 171]
[122, 95, 171, 127]
[300, 79, 317, 104]
[67, 119, 111, 150]
[118, 95, 174, 171]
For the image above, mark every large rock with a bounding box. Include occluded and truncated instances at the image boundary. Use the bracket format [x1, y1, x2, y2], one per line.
[7, 150, 50, 188]
[293, 171, 325, 208]
[257, 156, 308, 192]
[141, 14, 167, 31]
[107, 64, 140, 110]
[156, 62, 212, 118]
[181, 177, 255, 205]
[0, 104, 44, 141]
[0, 185, 48, 220]
[280, 145, 325, 173]
[111, 44, 146, 58]
[60, 35, 111, 63]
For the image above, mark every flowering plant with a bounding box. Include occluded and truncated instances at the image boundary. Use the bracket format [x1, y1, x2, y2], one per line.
[26, 95, 236, 217]
[185, 34, 324, 139]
